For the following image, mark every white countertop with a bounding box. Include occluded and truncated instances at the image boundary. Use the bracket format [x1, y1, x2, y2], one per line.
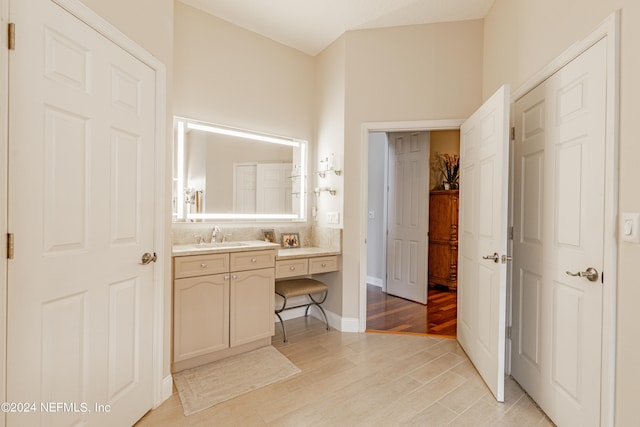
[172, 241, 340, 259]
[172, 240, 280, 256]
[276, 247, 341, 260]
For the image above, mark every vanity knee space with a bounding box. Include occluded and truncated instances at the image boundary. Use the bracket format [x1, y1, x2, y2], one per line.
[273, 253, 340, 331]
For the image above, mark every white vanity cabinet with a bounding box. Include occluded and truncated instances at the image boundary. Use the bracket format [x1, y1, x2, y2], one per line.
[229, 250, 275, 347]
[230, 268, 275, 347]
[172, 248, 276, 372]
[275, 254, 339, 279]
[173, 273, 230, 361]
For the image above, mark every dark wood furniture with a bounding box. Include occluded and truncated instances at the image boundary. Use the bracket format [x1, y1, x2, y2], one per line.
[428, 190, 459, 291]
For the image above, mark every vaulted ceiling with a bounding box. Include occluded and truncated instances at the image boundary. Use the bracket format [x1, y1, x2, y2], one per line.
[178, 0, 496, 56]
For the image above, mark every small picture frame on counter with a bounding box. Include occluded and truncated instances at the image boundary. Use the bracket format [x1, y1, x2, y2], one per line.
[281, 232, 300, 248]
[262, 229, 275, 243]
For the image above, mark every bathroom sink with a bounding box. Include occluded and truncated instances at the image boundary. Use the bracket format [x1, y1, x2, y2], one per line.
[172, 240, 280, 254]
[189, 242, 248, 249]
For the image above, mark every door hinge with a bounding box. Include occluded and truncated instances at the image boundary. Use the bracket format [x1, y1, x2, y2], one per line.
[511, 126, 515, 141]
[8, 22, 15, 50]
[7, 233, 14, 259]
[506, 325, 512, 340]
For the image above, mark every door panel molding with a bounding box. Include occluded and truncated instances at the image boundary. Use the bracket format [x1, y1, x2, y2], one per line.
[509, 12, 619, 426]
[2, 0, 168, 419]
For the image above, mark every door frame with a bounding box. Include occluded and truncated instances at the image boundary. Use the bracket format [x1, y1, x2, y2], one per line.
[0, 0, 169, 417]
[0, 0, 9, 419]
[508, 12, 619, 426]
[359, 119, 464, 330]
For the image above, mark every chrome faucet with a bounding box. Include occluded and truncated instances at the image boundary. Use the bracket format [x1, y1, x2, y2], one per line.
[210, 226, 221, 243]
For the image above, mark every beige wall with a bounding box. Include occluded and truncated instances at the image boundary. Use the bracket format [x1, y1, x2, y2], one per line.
[79, 0, 173, 67]
[341, 20, 484, 319]
[314, 36, 347, 315]
[314, 36, 346, 230]
[430, 130, 460, 190]
[173, 2, 315, 141]
[484, 1, 640, 424]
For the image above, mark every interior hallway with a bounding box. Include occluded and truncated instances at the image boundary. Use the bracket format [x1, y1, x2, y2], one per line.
[366, 284, 457, 337]
[137, 317, 552, 426]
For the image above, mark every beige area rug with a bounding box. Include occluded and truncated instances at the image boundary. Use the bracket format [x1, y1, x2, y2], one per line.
[173, 346, 301, 416]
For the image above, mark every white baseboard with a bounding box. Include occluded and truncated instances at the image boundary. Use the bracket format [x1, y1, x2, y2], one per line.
[274, 305, 360, 333]
[340, 316, 360, 332]
[274, 306, 308, 322]
[162, 375, 173, 402]
[366, 276, 383, 288]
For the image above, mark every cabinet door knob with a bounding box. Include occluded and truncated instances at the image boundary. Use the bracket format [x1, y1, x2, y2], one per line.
[321, 263, 327, 267]
[290, 266, 296, 270]
[251, 258, 257, 263]
[224, 275, 229, 280]
[231, 274, 237, 279]
[200, 263, 207, 268]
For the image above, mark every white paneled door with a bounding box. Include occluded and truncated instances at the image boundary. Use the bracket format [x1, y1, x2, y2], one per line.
[386, 132, 429, 304]
[457, 85, 510, 402]
[7, 0, 156, 426]
[511, 39, 606, 426]
[256, 163, 292, 213]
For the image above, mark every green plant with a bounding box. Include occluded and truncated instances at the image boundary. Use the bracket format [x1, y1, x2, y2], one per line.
[436, 153, 460, 188]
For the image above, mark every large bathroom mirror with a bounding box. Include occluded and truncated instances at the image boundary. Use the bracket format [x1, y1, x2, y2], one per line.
[173, 117, 307, 221]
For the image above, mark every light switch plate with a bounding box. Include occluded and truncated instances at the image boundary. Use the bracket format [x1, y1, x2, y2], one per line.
[621, 212, 640, 243]
[368, 211, 375, 219]
[327, 211, 340, 224]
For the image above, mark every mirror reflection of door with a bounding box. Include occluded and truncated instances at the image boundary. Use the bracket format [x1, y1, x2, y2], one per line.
[173, 117, 307, 221]
[233, 163, 293, 213]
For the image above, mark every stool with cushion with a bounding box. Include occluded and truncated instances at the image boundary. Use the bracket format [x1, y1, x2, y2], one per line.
[275, 278, 329, 342]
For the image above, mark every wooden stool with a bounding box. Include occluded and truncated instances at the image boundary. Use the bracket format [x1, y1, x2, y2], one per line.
[275, 278, 329, 342]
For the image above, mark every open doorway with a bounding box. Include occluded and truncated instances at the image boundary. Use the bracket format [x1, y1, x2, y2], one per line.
[365, 128, 460, 336]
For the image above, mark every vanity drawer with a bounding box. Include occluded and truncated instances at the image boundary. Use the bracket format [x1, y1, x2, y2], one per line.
[174, 253, 230, 279]
[308, 256, 339, 274]
[275, 258, 309, 279]
[230, 250, 276, 272]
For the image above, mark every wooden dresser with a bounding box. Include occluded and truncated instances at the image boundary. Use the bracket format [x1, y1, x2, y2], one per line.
[428, 190, 459, 291]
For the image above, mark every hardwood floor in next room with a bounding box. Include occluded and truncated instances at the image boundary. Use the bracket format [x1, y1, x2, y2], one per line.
[366, 284, 457, 337]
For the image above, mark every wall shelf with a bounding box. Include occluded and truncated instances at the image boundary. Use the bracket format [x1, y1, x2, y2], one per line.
[314, 187, 337, 196]
[315, 168, 341, 178]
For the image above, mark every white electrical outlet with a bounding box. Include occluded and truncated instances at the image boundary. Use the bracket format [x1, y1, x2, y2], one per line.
[368, 211, 375, 219]
[621, 212, 640, 243]
[327, 211, 340, 224]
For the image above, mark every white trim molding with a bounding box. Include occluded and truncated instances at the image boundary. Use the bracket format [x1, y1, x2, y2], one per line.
[358, 119, 465, 332]
[366, 276, 383, 288]
[0, 1, 10, 425]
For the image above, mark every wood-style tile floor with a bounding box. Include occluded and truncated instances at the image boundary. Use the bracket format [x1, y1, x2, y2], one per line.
[136, 317, 553, 426]
[366, 284, 457, 337]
